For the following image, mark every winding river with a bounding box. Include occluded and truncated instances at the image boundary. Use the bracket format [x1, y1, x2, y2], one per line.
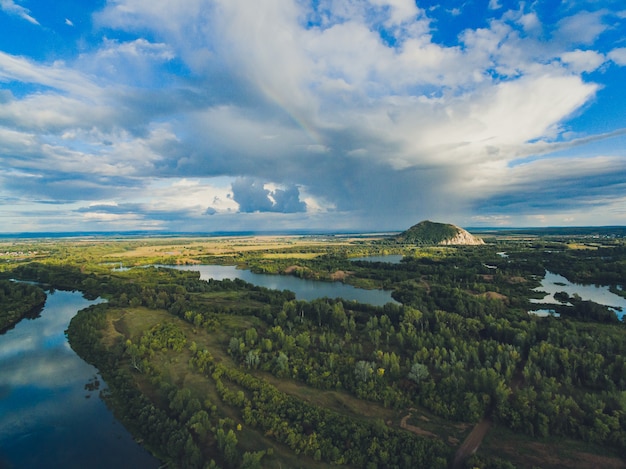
[0, 289, 159, 469]
[1, 262, 398, 468]
[3, 256, 625, 467]
[162, 264, 399, 306]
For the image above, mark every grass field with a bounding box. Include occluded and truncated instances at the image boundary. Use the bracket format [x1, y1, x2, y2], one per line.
[102, 236, 350, 262]
[480, 425, 626, 469]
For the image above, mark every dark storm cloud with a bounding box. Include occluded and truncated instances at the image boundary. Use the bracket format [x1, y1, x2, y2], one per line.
[472, 157, 626, 215]
[1, 172, 140, 203]
[76, 202, 205, 224]
[231, 178, 306, 214]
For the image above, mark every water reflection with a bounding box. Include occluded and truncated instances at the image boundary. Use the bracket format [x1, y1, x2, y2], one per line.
[351, 255, 404, 264]
[0, 289, 159, 469]
[163, 264, 399, 306]
[531, 271, 626, 320]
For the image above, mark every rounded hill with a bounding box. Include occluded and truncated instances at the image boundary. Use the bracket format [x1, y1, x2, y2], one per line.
[395, 220, 484, 245]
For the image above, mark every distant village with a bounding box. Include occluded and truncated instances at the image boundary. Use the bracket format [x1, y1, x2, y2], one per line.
[1, 250, 41, 259]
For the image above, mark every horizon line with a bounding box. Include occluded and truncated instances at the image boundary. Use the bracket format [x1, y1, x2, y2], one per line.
[2, 225, 626, 240]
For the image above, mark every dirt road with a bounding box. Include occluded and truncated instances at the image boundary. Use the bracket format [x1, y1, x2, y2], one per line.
[451, 417, 493, 468]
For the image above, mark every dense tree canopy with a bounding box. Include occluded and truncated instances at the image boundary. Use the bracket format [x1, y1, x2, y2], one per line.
[4, 232, 626, 468]
[0, 279, 46, 332]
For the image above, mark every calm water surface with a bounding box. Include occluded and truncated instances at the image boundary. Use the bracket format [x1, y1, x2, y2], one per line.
[163, 264, 399, 306]
[0, 289, 160, 469]
[531, 271, 626, 319]
[351, 255, 404, 264]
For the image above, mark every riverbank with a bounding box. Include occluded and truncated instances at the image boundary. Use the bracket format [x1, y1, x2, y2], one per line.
[0, 289, 159, 469]
[0, 280, 46, 333]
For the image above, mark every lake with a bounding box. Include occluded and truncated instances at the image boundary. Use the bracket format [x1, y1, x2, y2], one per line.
[530, 271, 626, 320]
[0, 289, 160, 469]
[161, 264, 399, 306]
[351, 254, 404, 264]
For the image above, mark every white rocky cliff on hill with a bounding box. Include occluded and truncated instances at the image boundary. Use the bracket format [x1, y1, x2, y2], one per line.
[438, 228, 485, 245]
[395, 220, 485, 245]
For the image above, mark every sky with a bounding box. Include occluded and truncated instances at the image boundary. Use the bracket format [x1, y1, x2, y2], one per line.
[0, 0, 625, 233]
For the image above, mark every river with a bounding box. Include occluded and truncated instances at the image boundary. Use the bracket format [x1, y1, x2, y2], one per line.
[160, 264, 399, 306]
[0, 289, 160, 469]
[351, 254, 404, 264]
[530, 271, 626, 320]
[1, 263, 397, 467]
[4, 258, 624, 467]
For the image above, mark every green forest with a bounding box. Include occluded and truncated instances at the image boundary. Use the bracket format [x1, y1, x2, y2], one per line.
[1, 230, 626, 468]
[0, 279, 46, 333]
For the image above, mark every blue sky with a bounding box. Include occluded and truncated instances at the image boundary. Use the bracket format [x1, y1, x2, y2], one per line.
[0, 0, 625, 233]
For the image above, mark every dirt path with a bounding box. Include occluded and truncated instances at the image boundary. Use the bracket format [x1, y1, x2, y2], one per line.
[399, 411, 438, 438]
[451, 417, 493, 468]
[451, 358, 526, 468]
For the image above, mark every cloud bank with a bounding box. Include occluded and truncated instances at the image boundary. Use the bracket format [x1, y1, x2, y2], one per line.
[0, 0, 625, 231]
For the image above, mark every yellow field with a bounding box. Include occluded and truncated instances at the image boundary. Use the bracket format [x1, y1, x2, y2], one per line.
[259, 252, 321, 259]
[566, 243, 599, 250]
[104, 236, 351, 261]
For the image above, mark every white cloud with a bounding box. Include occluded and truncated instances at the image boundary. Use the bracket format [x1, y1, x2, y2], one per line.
[560, 49, 605, 73]
[335, 73, 598, 171]
[0, 93, 111, 131]
[151, 178, 238, 215]
[0, 0, 39, 25]
[75, 38, 176, 86]
[555, 10, 608, 46]
[94, 0, 216, 73]
[88, 200, 118, 207]
[369, 0, 420, 25]
[82, 211, 145, 224]
[96, 38, 174, 61]
[0, 1, 622, 231]
[475, 74, 596, 144]
[471, 214, 511, 226]
[0, 126, 37, 150]
[608, 47, 626, 66]
[517, 12, 541, 33]
[0, 51, 102, 98]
